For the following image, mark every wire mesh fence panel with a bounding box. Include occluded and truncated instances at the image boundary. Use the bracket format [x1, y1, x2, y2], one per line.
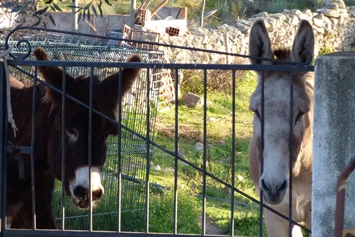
[4, 33, 166, 232]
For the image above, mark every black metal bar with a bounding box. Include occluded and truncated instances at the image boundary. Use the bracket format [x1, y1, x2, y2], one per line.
[30, 67, 38, 230]
[173, 68, 179, 234]
[6, 145, 31, 154]
[61, 67, 67, 230]
[202, 69, 207, 236]
[230, 70, 236, 236]
[334, 156, 355, 237]
[288, 72, 294, 236]
[88, 67, 94, 231]
[259, 71, 265, 237]
[117, 66, 124, 233]
[7, 60, 315, 72]
[145, 68, 151, 233]
[0, 61, 8, 235]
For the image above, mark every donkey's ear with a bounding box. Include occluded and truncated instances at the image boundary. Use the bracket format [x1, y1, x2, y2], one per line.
[101, 55, 141, 110]
[33, 47, 75, 105]
[249, 20, 273, 65]
[291, 20, 314, 64]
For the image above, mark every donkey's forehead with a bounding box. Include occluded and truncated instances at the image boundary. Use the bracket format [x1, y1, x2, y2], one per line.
[250, 77, 308, 109]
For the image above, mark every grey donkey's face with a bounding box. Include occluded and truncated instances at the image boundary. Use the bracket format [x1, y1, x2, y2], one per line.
[248, 19, 314, 204]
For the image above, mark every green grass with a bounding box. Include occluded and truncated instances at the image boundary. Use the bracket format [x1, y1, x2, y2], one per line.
[146, 71, 262, 235]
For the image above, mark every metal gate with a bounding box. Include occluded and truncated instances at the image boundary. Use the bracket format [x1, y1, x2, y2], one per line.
[0, 27, 314, 237]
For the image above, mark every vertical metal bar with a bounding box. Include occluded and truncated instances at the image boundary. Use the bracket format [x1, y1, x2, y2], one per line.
[61, 67, 67, 230]
[30, 67, 38, 230]
[259, 71, 265, 237]
[88, 67, 94, 231]
[230, 70, 236, 236]
[288, 71, 294, 236]
[202, 69, 207, 236]
[145, 68, 151, 233]
[117, 66, 123, 232]
[173, 68, 179, 234]
[334, 156, 355, 237]
[0, 62, 8, 234]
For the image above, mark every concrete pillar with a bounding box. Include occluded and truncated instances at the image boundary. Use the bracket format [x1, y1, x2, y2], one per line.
[313, 52, 355, 236]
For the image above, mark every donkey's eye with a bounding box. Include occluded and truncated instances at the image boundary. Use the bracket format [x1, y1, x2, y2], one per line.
[66, 128, 79, 143]
[295, 111, 304, 123]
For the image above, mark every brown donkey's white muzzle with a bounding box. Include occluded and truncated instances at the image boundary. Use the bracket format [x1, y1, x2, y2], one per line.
[69, 166, 104, 209]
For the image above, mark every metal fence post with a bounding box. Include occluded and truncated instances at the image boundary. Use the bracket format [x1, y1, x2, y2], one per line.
[0, 60, 8, 236]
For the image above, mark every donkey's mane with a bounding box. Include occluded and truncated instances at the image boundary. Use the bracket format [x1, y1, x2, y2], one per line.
[273, 48, 291, 62]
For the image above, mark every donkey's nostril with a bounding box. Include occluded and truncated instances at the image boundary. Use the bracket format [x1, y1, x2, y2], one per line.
[277, 180, 288, 192]
[261, 179, 270, 192]
[73, 185, 88, 198]
[93, 189, 103, 201]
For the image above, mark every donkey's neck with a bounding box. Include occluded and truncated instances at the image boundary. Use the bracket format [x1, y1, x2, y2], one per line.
[9, 85, 51, 152]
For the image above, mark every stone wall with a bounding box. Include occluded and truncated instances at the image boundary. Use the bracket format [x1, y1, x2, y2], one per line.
[160, 0, 355, 64]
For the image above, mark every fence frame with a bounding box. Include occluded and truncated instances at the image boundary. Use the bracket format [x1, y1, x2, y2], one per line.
[0, 26, 315, 237]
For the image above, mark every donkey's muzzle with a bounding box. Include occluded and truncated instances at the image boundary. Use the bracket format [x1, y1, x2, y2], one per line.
[72, 185, 104, 209]
[260, 178, 288, 204]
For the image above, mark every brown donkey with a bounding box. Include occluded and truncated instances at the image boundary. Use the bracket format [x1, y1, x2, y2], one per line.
[6, 47, 141, 228]
[249, 20, 314, 236]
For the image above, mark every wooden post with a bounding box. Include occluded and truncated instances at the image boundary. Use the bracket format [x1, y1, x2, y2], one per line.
[130, 0, 137, 28]
[72, 0, 78, 32]
[199, 0, 206, 27]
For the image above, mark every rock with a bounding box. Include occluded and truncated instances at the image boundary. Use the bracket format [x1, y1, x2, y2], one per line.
[290, 15, 300, 25]
[195, 142, 204, 151]
[164, 167, 174, 172]
[252, 12, 268, 18]
[152, 164, 161, 171]
[313, 14, 324, 28]
[182, 92, 211, 107]
[290, 9, 302, 16]
[237, 175, 244, 181]
[234, 21, 250, 33]
[317, 8, 340, 18]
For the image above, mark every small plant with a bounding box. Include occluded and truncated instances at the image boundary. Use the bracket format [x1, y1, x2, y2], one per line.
[318, 46, 334, 56]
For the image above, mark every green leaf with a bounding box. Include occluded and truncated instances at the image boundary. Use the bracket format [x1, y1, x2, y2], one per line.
[87, 8, 90, 21]
[11, 6, 22, 12]
[82, 10, 86, 21]
[91, 5, 97, 16]
[53, 3, 62, 12]
[84, 2, 91, 10]
[44, 0, 53, 4]
[67, 5, 81, 9]
[49, 14, 56, 26]
[1, 2, 18, 8]
[104, 0, 112, 6]
[78, 12, 82, 23]
[34, 7, 49, 16]
[32, 16, 41, 27]
[98, 2, 103, 16]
